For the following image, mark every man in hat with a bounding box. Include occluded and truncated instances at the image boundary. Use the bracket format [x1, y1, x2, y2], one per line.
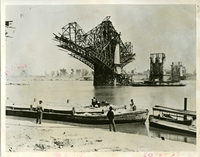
[106, 105, 116, 132]
[91, 97, 97, 107]
[36, 100, 43, 124]
[130, 99, 136, 111]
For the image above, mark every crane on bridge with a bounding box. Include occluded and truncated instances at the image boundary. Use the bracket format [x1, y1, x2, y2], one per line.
[53, 16, 135, 86]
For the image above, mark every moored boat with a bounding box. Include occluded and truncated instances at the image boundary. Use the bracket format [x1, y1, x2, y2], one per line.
[6, 105, 149, 124]
[131, 81, 186, 87]
[149, 105, 196, 135]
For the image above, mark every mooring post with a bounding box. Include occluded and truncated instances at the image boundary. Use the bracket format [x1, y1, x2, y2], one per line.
[184, 98, 187, 120]
[184, 98, 187, 110]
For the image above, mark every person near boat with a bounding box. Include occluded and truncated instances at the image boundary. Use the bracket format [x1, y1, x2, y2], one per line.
[130, 99, 136, 111]
[106, 105, 116, 132]
[91, 97, 98, 107]
[36, 100, 43, 124]
[96, 101, 100, 108]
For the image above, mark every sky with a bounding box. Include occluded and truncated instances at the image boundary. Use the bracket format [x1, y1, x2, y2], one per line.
[5, 4, 196, 76]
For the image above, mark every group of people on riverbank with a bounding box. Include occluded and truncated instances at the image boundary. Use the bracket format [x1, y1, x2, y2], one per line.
[35, 98, 136, 132]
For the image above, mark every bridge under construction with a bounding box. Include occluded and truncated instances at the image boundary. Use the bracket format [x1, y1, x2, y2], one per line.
[54, 16, 135, 86]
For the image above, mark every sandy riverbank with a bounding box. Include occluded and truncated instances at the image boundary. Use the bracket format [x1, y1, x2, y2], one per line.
[5, 116, 196, 153]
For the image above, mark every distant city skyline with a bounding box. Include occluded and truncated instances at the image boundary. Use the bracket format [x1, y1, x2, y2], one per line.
[5, 5, 196, 76]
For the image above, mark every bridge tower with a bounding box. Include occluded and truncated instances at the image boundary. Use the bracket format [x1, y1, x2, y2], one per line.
[171, 62, 186, 82]
[149, 53, 165, 83]
[54, 17, 135, 86]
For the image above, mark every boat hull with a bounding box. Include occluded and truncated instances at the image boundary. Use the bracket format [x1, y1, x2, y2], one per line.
[6, 106, 149, 124]
[149, 115, 196, 135]
[131, 83, 186, 87]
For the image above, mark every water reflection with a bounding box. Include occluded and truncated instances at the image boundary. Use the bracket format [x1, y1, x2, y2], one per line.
[6, 79, 196, 145]
[148, 124, 196, 144]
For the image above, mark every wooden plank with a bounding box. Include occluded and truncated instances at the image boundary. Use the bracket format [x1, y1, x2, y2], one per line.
[153, 106, 196, 116]
[150, 118, 196, 134]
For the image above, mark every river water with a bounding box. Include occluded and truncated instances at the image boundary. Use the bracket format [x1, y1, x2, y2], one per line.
[6, 78, 196, 144]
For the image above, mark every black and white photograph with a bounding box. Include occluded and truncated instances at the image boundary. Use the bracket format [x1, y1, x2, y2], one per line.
[1, 1, 200, 157]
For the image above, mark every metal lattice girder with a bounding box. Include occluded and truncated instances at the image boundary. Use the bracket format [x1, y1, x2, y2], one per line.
[58, 45, 94, 69]
[54, 17, 135, 85]
[119, 41, 135, 67]
[54, 17, 135, 70]
[56, 36, 113, 70]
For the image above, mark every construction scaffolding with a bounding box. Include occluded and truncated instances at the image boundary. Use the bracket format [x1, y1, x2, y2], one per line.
[54, 16, 135, 86]
[149, 53, 166, 82]
[171, 62, 186, 82]
[146, 53, 186, 84]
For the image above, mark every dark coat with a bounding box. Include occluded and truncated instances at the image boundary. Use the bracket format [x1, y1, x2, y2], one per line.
[107, 110, 114, 121]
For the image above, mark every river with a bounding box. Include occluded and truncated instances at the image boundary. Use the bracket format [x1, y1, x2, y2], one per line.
[6, 78, 196, 144]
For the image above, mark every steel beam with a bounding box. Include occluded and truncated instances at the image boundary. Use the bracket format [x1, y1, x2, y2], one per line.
[54, 17, 135, 85]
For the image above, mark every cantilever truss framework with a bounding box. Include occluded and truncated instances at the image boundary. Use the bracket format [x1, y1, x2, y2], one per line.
[54, 16, 135, 85]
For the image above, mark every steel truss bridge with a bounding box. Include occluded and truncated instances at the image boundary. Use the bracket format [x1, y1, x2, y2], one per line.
[54, 16, 135, 86]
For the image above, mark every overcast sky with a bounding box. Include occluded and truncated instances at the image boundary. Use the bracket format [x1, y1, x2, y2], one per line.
[5, 4, 196, 75]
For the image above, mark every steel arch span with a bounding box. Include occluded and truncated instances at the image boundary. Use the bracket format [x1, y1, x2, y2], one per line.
[53, 16, 135, 86]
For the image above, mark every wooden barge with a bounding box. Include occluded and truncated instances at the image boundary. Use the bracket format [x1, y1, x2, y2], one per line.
[149, 105, 196, 135]
[131, 83, 186, 87]
[131, 81, 186, 87]
[6, 106, 149, 124]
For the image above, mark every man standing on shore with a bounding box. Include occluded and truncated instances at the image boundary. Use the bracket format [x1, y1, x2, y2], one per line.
[106, 105, 116, 132]
[36, 100, 43, 124]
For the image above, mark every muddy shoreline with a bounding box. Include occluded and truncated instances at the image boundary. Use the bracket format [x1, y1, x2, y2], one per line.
[5, 116, 196, 153]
